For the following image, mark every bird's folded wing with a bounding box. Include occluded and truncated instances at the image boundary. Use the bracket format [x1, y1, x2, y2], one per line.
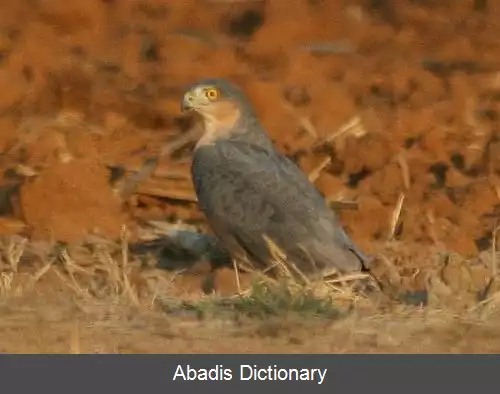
[213, 141, 359, 249]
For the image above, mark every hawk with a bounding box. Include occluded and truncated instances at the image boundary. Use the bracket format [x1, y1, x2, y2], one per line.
[181, 78, 371, 280]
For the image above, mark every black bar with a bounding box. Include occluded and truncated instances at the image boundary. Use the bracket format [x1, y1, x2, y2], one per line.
[0, 355, 495, 393]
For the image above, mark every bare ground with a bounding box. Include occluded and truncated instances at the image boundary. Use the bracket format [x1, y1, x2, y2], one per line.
[4, 276, 500, 354]
[0, 235, 500, 354]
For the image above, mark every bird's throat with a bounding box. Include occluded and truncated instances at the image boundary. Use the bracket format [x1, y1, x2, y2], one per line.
[196, 102, 242, 148]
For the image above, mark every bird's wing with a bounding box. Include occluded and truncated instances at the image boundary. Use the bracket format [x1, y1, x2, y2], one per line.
[273, 148, 366, 256]
[192, 141, 368, 273]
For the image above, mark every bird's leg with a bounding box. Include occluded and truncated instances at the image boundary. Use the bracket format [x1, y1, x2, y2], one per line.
[201, 270, 216, 295]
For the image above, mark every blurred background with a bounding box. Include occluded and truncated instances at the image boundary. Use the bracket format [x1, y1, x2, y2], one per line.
[1, 0, 500, 259]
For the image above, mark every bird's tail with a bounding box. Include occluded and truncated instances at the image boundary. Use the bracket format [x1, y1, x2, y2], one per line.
[349, 246, 373, 271]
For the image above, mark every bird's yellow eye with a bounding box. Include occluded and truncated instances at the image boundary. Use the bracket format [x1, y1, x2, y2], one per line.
[205, 88, 219, 101]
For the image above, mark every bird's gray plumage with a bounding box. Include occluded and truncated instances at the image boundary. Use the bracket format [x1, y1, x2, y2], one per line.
[185, 78, 371, 279]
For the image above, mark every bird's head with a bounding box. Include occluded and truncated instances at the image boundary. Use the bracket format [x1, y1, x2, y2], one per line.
[182, 78, 246, 111]
[181, 78, 268, 147]
[182, 79, 255, 124]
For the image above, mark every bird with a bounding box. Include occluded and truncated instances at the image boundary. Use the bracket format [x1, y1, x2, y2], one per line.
[181, 78, 371, 281]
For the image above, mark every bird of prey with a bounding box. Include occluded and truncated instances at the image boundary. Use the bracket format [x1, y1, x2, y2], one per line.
[181, 78, 371, 280]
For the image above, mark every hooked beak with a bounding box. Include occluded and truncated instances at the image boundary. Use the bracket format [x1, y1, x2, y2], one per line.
[181, 92, 195, 113]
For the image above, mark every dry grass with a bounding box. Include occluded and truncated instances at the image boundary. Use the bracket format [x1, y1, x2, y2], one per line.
[0, 233, 500, 353]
